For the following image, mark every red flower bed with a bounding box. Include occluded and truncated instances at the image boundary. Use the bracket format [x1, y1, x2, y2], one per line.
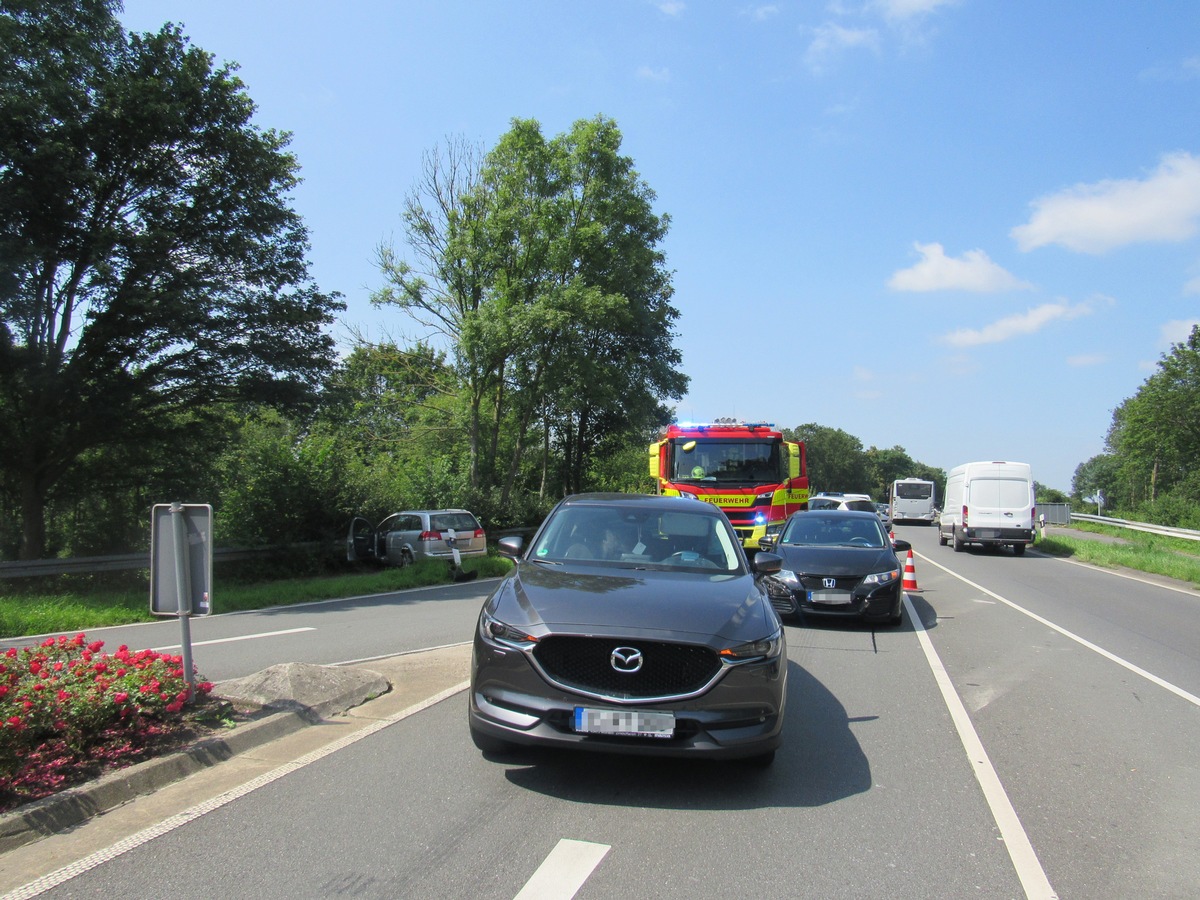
[0, 633, 217, 812]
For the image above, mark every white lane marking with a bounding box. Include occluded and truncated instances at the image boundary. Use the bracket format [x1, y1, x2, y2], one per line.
[332, 640, 471, 667]
[151, 627, 316, 651]
[904, 593, 1058, 900]
[1045, 552, 1200, 599]
[4, 681, 470, 900]
[916, 552, 1200, 709]
[514, 839, 611, 900]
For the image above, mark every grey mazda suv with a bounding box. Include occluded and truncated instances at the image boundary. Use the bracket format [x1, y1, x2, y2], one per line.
[468, 493, 788, 765]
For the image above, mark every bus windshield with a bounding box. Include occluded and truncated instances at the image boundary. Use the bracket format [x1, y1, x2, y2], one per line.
[895, 482, 932, 500]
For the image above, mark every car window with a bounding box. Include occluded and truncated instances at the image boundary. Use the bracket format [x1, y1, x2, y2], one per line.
[845, 500, 876, 512]
[531, 506, 741, 572]
[430, 513, 480, 532]
[781, 515, 884, 547]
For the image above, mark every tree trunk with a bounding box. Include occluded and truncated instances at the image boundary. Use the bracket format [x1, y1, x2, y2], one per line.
[19, 471, 48, 561]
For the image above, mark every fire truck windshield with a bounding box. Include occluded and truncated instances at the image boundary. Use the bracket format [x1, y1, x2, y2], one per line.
[672, 439, 781, 484]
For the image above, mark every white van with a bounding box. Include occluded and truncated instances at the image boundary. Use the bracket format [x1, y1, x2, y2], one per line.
[938, 461, 1035, 555]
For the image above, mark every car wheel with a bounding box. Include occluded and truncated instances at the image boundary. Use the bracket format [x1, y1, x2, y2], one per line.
[1013, 543, 1026, 556]
[739, 749, 776, 768]
[401, 548, 414, 567]
[470, 723, 514, 756]
[938, 528, 948, 546]
[952, 527, 964, 552]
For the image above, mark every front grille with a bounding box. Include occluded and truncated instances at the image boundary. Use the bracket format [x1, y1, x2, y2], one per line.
[532, 636, 721, 700]
[797, 574, 860, 591]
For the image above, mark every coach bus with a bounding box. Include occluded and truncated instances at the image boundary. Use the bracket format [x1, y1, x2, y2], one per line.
[890, 477, 937, 525]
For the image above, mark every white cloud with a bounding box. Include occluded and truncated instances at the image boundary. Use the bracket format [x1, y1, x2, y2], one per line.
[743, 4, 779, 22]
[1140, 56, 1200, 82]
[1160, 318, 1200, 347]
[804, 23, 880, 72]
[637, 65, 671, 82]
[853, 365, 874, 382]
[940, 301, 1093, 348]
[656, 1, 686, 16]
[888, 242, 1032, 292]
[873, 0, 957, 20]
[1067, 354, 1107, 367]
[1011, 152, 1200, 254]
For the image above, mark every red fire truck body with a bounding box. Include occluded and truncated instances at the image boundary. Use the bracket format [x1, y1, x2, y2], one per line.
[648, 420, 808, 549]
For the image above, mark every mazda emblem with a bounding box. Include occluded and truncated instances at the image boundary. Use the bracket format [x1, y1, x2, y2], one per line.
[610, 646, 644, 673]
[823, 577, 837, 589]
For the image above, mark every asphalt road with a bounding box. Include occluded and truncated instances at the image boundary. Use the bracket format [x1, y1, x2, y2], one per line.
[4, 526, 1198, 899]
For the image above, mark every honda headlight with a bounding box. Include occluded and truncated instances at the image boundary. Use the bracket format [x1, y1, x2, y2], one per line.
[720, 627, 784, 661]
[774, 568, 801, 589]
[861, 567, 900, 586]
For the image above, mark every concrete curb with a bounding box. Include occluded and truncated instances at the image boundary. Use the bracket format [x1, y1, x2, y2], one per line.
[0, 707, 309, 854]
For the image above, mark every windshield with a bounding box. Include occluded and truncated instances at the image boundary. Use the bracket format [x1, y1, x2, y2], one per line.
[670, 438, 780, 484]
[780, 514, 886, 548]
[895, 481, 933, 500]
[530, 505, 744, 572]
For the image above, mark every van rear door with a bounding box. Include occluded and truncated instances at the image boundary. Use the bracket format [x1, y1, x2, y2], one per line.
[968, 466, 1033, 533]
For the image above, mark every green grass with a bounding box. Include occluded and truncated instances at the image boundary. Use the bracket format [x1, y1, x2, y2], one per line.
[1037, 526, 1200, 588]
[0, 555, 513, 641]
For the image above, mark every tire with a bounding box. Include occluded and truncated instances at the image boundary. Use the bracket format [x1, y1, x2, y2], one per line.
[1013, 543, 1026, 556]
[470, 723, 514, 755]
[952, 527, 964, 552]
[739, 749, 776, 768]
[400, 549, 414, 568]
[938, 528, 948, 546]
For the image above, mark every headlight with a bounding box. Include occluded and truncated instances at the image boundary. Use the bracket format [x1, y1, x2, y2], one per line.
[775, 568, 801, 588]
[479, 612, 538, 648]
[676, 489, 698, 500]
[861, 567, 900, 586]
[720, 627, 784, 661]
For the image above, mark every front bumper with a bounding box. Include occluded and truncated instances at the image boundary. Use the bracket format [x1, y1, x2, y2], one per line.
[789, 583, 902, 622]
[468, 636, 785, 759]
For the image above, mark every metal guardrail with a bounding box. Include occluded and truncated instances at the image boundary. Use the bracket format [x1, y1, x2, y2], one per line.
[0, 546, 284, 580]
[1070, 513, 1200, 542]
[0, 529, 539, 580]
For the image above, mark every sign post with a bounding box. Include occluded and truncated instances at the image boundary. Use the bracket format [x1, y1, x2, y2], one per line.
[150, 503, 213, 698]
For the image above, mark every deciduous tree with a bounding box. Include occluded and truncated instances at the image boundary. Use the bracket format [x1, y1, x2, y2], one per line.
[0, 1, 342, 558]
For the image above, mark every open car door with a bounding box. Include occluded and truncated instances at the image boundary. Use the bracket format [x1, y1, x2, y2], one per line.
[346, 516, 380, 563]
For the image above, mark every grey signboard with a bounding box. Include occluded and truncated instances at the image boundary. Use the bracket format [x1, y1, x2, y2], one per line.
[150, 503, 213, 617]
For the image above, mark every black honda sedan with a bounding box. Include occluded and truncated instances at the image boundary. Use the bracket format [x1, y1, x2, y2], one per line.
[468, 493, 787, 765]
[759, 509, 911, 626]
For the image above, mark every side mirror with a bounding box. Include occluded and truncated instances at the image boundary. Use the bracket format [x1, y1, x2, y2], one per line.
[752, 550, 782, 575]
[497, 535, 524, 559]
[758, 537, 776, 553]
[892, 538, 912, 553]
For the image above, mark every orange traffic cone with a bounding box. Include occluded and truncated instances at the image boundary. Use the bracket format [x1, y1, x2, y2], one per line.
[902, 549, 919, 592]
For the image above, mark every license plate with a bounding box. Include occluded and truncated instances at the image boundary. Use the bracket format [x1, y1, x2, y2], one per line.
[808, 590, 852, 605]
[977, 529, 999, 539]
[573, 707, 674, 739]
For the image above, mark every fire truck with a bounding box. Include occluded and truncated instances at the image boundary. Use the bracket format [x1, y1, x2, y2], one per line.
[648, 419, 808, 549]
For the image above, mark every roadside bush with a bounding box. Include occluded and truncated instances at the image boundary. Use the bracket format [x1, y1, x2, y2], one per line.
[0, 634, 217, 812]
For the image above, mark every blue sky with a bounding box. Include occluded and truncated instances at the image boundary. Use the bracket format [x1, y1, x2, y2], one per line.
[118, 1, 1200, 493]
